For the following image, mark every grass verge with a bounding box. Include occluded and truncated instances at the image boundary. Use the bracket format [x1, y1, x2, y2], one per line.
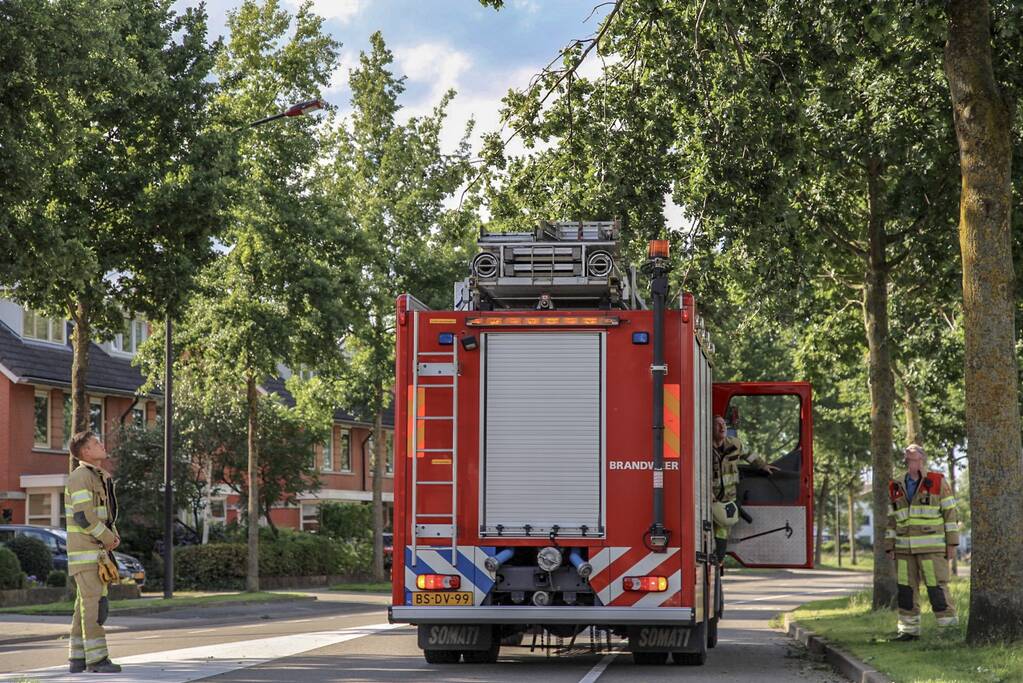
[815, 553, 874, 572]
[789, 579, 1022, 683]
[329, 582, 391, 593]
[0, 591, 310, 616]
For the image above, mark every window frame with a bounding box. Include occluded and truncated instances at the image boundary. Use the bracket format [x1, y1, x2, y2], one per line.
[62, 393, 72, 449]
[89, 397, 104, 440]
[322, 428, 334, 472]
[26, 491, 58, 527]
[385, 431, 394, 476]
[300, 502, 319, 531]
[33, 390, 50, 448]
[22, 308, 66, 345]
[338, 428, 352, 473]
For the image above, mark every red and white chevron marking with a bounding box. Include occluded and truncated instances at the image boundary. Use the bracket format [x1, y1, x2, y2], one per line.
[588, 546, 682, 607]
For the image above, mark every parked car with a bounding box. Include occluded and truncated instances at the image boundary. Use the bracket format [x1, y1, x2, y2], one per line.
[0, 524, 68, 572]
[383, 532, 393, 572]
[113, 551, 146, 586]
[0, 525, 145, 585]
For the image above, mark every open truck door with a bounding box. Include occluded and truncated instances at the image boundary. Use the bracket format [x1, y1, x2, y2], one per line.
[712, 382, 814, 568]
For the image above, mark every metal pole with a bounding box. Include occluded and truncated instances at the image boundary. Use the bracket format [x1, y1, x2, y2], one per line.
[163, 315, 174, 599]
[647, 253, 671, 550]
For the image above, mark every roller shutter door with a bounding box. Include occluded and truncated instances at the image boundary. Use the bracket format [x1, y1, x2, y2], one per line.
[481, 332, 603, 536]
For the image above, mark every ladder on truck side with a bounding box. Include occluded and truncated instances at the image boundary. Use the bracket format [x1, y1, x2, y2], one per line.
[409, 306, 459, 568]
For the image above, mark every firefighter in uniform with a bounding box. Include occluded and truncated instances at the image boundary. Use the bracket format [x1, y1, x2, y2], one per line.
[711, 415, 778, 562]
[884, 443, 959, 641]
[65, 431, 122, 673]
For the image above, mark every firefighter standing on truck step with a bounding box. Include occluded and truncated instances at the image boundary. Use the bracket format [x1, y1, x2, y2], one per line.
[66, 430, 122, 674]
[711, 414, 778, 563]
[885, 443, 959, 641]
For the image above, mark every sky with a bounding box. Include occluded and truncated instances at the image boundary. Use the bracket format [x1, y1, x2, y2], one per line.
[178, 0, 685, 226]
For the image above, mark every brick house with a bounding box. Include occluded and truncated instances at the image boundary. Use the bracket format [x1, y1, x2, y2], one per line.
[0, 297, 393, 533]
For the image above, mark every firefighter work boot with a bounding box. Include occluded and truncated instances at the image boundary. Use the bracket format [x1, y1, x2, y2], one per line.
[68, 659, 86, 673]
[889, 633, 919, 642]
[86, 658, 122, 673]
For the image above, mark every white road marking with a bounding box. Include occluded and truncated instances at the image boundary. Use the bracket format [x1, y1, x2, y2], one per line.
[136, 635, 162, 640]
[577, 652, 619, 683]
[9, 622, 404, 683]
[184, 628, 216, 634]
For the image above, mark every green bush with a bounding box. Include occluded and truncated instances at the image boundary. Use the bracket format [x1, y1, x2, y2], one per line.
[174, 533, 374, 589]
[318, 502, 372, 542]
[175, 543, 246, 590]
[46, 570, 67, 588]
[5, 535, 53, 580]
[0, 546, 25, 589]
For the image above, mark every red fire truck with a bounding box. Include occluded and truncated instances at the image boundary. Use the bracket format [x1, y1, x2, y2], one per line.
[390, 221, 814, 665]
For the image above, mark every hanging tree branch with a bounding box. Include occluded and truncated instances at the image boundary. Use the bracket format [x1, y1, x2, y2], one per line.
[460, 0, 624, 205]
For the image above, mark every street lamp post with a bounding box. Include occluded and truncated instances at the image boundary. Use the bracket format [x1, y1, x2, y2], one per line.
[162, 98, 326, 600]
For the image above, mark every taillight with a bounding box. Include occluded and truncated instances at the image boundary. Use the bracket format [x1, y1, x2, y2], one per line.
[416, 574, 461, 590]
[623, 576, 668, 592]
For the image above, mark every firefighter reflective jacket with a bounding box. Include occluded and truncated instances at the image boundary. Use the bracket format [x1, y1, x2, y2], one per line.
[65, 462, 119, 576]
[712, 435, 768, 503]
[884, 470, 959, 554]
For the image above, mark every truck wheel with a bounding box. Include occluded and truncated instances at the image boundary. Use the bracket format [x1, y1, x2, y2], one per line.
[707, 617, 718, 648]
[462, 642, 500, 664]
[632, 652, 668, 665]
[423, 649, 460, 664]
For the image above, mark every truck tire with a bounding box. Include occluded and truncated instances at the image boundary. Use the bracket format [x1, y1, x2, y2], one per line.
[671, 620, 708, 666]
[462, 642, 500, 664]
[632, 652, 668, 665]
[423, 649, 460, 664]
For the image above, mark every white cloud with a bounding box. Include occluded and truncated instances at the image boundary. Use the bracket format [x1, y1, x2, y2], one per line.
[396, 42, 473, 100]
[288, 0, 364, 23]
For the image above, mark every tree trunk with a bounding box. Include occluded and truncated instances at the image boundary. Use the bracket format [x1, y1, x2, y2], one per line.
[947, 447, 959, 576]
[814, 475, 829, 567]
[69, 300, 91, 472]
[945, 0, 1023, 644]
[863, 158, 898, 609]
[834, 488, 842, 567]
[900, 376, 923, 446]
[246, 374, 260, 592]
[848, 485, 858, 566]
[372, 407, 386, 582]
[202, 457, 212, 545]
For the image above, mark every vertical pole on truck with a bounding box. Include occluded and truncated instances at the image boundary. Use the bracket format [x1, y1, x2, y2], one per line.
[646, 239, 672, 550]
[410, 307, 420, 567]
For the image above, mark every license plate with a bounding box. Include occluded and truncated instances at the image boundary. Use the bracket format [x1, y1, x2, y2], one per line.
[412, 591, 473, 606]
[132, 572, 145, 580]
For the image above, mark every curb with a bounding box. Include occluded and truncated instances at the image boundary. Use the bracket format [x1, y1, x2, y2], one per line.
[783, 614, 892, 683]
[0, 595, 318, 645]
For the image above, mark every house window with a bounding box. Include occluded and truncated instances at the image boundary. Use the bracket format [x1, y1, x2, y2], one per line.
[63, 394, 72, 448]
[132, 405, 145, 425]
[34, 391, 50, 448]
[111, 317, 149, 354]
[208, 498, 226, 522]
[322, 430, 334, 472]
[89, 398, 104, 440]
[338, 429, 352, 472]
[27, 493, 54, 526]
[22, 308, 65, 344]
[298, 365, 315, 381]
[300, 503, 319, 531]
[386, 432, 394, 475]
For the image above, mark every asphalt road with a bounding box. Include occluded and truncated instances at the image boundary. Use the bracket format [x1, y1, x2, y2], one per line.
[0, 568, 869, 683]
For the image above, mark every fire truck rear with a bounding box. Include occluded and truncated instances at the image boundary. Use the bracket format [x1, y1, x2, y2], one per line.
[390, 221, 814, 665]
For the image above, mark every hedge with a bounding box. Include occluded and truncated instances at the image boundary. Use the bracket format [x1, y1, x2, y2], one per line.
[5, 535, 53, 580]
[0, 546, 25, 589]
[175, 534, 372, 590]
